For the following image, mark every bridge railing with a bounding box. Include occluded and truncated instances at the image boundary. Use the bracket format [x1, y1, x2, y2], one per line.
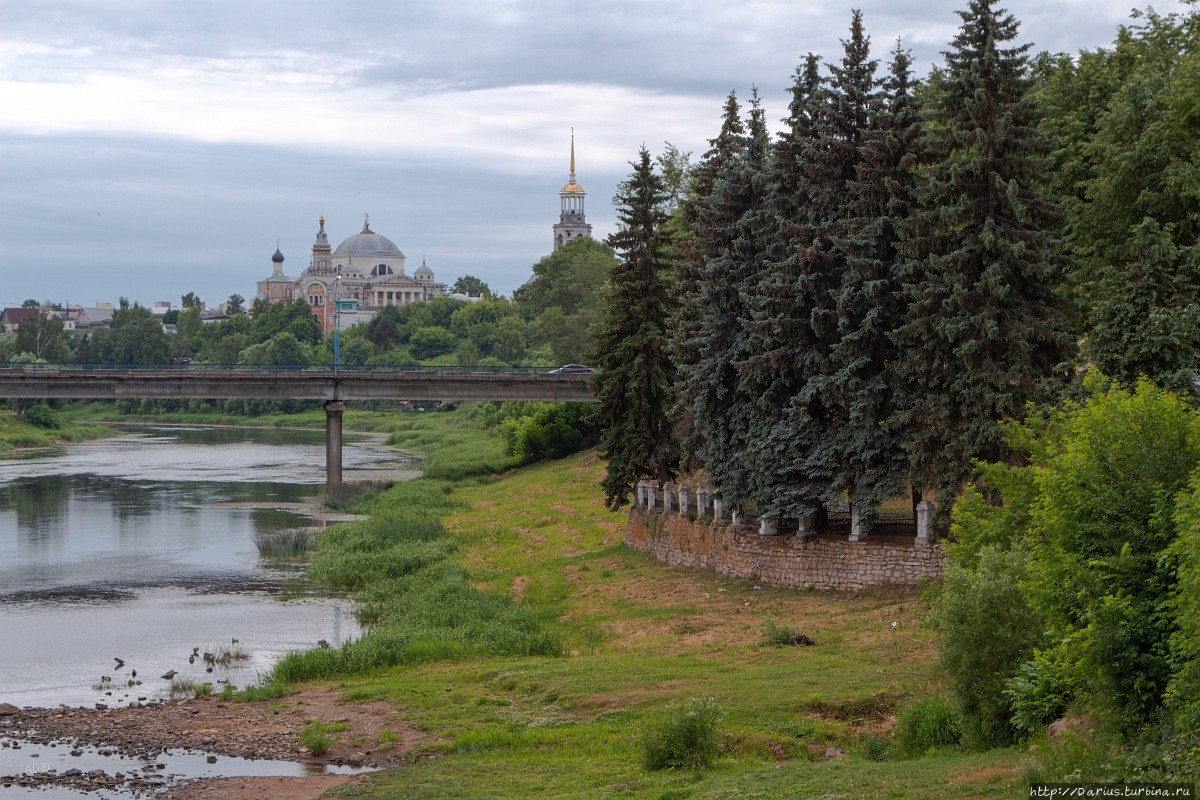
[0, 363, 586, 377]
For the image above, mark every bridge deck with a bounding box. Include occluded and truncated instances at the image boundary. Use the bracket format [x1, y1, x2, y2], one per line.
[0, 365, 596, 402]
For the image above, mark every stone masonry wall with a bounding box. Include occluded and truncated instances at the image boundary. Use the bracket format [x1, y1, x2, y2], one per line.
[625, 509, 944, 591]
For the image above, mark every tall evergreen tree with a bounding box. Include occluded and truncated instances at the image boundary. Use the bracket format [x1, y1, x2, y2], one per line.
[743, 12, 880, 525]
[593, 147, 679, 509]
[675, 90, 772, 508]
[738, 53, 832, 523]
[823, 39, 923, 518]
[895, 0, 1071, 505]
[673, 91, 748, 467]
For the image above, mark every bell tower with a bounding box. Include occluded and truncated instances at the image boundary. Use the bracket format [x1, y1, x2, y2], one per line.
[311, 215, 332, 274]
[552, 131, 593, 251]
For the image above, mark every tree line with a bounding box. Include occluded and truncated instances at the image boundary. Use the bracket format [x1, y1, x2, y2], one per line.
[596, 1, 1199, 519]
[590, 0, 1200, 776]
[1, 251, 620, 374]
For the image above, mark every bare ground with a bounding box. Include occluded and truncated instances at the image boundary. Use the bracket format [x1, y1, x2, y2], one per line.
[0, 688, 434, 800]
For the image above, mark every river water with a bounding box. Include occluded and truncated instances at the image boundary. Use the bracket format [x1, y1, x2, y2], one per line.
[0, 425, 410, 709]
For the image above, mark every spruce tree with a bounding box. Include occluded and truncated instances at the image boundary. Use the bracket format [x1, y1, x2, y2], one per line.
[673, 91, 748, 469]
[738, 53, 832, 523]
[895, 0, 1071, 505]
[593, 147, 679, 509]
[743, 12, 880, 525]
[822, 41, 923, 519]
[675, 90, 772, 509]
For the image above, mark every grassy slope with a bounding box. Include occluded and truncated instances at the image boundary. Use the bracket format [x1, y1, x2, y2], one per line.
[60, 403, 1025, 795]
[0, 410, 110, 451]
[309, 449, 1024, 799]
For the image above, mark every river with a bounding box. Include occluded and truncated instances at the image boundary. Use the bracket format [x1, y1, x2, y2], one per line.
[0, 424, 413, 709]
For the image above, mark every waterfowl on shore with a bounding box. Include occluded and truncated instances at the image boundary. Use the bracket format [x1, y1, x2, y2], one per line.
[160, 670, 177, 680]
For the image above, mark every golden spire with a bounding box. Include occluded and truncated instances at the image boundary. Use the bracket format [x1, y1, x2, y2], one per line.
[569, 129, 576, 183]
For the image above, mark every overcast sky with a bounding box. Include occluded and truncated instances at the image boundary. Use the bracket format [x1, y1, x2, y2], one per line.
[0, 0, 1180, 309]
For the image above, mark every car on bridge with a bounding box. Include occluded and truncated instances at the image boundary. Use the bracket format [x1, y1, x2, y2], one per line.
[548, 364, 595, 375]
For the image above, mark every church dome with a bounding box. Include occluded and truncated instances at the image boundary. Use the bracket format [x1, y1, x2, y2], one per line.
[272, 247, 285, 263]
[560, 179, 585, 194]
[334, 215, 403, 256]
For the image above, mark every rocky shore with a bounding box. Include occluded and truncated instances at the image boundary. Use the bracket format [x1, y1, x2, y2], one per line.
[0, 688, 429, 798]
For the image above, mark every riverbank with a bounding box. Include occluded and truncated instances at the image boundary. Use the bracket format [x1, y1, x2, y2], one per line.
[2, 407, 1029, 798]
[0, 688, 427, 798]
[0, 408, 110, 452]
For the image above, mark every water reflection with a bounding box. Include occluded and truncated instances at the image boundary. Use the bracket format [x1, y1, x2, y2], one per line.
[0, 425, 400, 707]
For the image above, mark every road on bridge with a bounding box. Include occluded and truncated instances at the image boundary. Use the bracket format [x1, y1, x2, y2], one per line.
[0, 364, 596, 403]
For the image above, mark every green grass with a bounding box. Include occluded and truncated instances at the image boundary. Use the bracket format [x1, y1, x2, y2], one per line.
[300, 718, 347, 755]
[168, 677, 213, 699]
[49, 402, 1026, 797]
[266, 477, 561, 684]
[243, 439, 1027, 798]
[252, 528, 314, 560]
[0, 409, 110, 451]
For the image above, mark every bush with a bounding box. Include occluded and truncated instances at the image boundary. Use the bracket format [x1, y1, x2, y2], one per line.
[934, 546, 1042, 747]
[893, 695, 962, 758]
[760, 617, 814, 647]
[501, 402, 599, 464]
[25, 403, 63, 430]
[860, 734, 893, 762]
[640, 696, 723, 770]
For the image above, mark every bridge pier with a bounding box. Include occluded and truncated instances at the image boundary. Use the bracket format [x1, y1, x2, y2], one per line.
[325, 400, 345, 488]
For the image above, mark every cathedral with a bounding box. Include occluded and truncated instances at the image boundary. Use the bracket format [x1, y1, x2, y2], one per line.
[257, 137, 591, 334]
[256, 214, 445, 334]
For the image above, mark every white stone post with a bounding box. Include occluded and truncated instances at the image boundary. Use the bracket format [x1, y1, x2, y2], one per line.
[663, 482, 677, 513]
[712, 497, 726, 522]
[636, 480, 647, 507]
[731, 508, 743, 525]
[916, 500, 935, 543]
[758, 518, 778, 536]
[678, 484, 690, 515]
[647, 481, 659, 510]
[849, 506, 868, 542]
[696, 487, 710, 517]
[797, 514, 817, 534]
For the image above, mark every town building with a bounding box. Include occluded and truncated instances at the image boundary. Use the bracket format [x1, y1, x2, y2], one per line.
[256, 215, 445, 334]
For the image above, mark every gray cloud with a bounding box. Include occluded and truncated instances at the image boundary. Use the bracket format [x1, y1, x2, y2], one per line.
[0, 0, 1181, 308]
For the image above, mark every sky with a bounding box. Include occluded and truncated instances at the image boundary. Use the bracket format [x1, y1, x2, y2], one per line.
[0, 0, 1181, 309]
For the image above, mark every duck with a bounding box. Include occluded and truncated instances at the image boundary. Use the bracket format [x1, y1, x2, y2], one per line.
[160, 670, 177, 680]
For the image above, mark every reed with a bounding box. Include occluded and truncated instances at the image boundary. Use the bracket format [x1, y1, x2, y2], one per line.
[252, 528, 314, 560]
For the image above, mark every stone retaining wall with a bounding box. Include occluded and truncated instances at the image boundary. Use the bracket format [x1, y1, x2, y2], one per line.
[625, 509, 945, 591]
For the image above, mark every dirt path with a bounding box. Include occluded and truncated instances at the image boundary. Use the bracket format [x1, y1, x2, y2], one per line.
[0, 688, 433, 799]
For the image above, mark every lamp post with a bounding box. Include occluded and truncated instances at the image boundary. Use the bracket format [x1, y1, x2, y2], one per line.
[333, 274, 342, 373]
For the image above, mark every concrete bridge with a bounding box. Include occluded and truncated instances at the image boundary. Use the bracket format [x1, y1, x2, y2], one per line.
[0, 364, 596, 486]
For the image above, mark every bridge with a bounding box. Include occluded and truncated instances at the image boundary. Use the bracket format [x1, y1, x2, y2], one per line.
[0, 364, 596, 486]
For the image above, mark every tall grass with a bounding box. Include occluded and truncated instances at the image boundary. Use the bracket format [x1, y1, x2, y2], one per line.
[894, 694, 963, 758]
[265, 478, 561, 684]
[253, 528, 314, 560]
[640, 697, 724, 770]
[323, 479, 396, 511]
